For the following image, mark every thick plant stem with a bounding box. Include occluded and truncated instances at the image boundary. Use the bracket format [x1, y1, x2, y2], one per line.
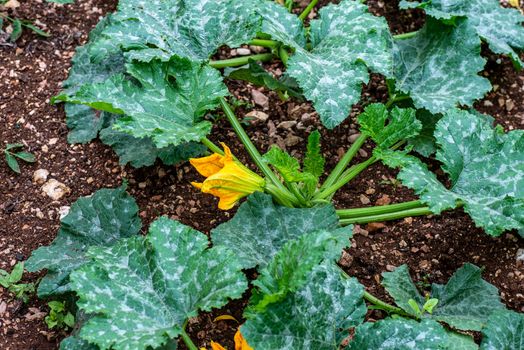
[180, 329, 198, 350]
[364, 291, 410, 316]
[299, 0, 319, 21]
[339, 206, 433, 225]
[265, 183, 296, 207]
[337, 200, 424, 218]
[210, 53, 273, 69]
[219, 98, 298, 205]
[319, 134, 368, 192]
[278, 46, 290, 66]
[200, 137, 224, 155]
[393, 31, 418, 40]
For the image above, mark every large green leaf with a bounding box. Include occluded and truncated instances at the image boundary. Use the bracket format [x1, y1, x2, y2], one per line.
[211, 193, 340, 269]
[26, 186, 141, 297]
[347, 318, 451, 349]
[480, 310, 524, 350]
[247, 227, 352, 313]
[400, 0, 524, 69]
[378, 110, 524, 236]
[90, 0, 261, 62]
[285, 0, 393, 128]
[407, 109, 442, 157]
[382, 264, 505, 331]
[255, 0, 306, 47]
[56, 58, 228, 148]
[393, 17, 491, 113]
[70, 217, 247, 350]
[242, 262, 366, 350]
[358, 103, 421, 150]
[60, 336, 98, 350]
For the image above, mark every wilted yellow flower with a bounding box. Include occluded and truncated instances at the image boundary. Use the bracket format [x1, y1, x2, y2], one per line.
[204, 330, 254, 350]
[190, 143, 265, 210]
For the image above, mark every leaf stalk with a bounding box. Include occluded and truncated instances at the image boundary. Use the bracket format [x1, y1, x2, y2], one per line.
[209, 53, 274, 69]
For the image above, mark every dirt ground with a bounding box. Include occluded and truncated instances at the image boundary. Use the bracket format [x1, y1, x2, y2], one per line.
[0, 0, 523, 349]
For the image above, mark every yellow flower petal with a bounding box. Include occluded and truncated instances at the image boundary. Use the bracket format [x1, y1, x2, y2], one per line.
[234, 330, 253, 350]
[190, 153, 225, 177]
[210, 341, 227, 350]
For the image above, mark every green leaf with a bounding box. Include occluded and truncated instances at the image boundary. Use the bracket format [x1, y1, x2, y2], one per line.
[247, 227, 352, 313]
[255, 0, 306, 47]
[211, 192, 340, 270]
[263, 146, 312, 183]
[224, 60, 302, 99]
[400, 0, 524, 69]
[26, 186, 141, 297]
[14, 152, 36, 163]
[57, 58, 228, 148]
[242, 262, 366, 350]
[286, 0, 393, 128]
[70, 217, 248, 350]
[0, 262, 24, 287]
[10, 19, 22, 41]
[99, 125, 206, 167]
[22, 22, 50, 37]
[90, 0, 261, 62]
[407, 109, 442, 157]
[5, 153, 20, 173]
[446, 332, 478, 350]
[348, 318, 450, 349]
[358, 103, 421, 150]
[480, 310, 524, 350]
[382, 264, 505, 331]
[423, 298, 439, 314]
[60, 336, 99, 350]
[393, 17, 491, 113]
[5, 143, 24, 151]
[379, 109, 524, 236]
[303, 130, 325, 180]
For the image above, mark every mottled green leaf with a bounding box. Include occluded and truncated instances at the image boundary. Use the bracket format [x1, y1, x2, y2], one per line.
[90, 0, 261, 62]
[446, 333, 478, 350]
[400, 0, 524, 69]
[211, 192, 340, 270]
[70, 217, 247, 350]
[247, 227, 352, 313]
[60, 336, 98, 350]
[286, 0, 393, 128]
[480, 310, 524, 350]
[242, 262, 366, 350]
[379, 110, 524, 236]
[255, 0, 306, 47]
[26, 186, 141, 297]
[382, 264, 505, 331]
[393, 18, 491, 113]
[56, 58, 228, 148]
[348, 318, 450, 350]
[358, 103, 421, 150]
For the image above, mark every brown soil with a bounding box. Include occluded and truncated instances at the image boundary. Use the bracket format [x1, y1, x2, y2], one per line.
[0, 0, 523, 349]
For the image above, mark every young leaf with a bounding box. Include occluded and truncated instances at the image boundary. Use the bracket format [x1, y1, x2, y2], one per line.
[13, 152, 36, 163]
[211, 193, 340, 270]
[22, 22, 50, 37]
[263, 146, 312, 183]
[242, 262, 366, 350]
[400, 0, 524, 69]
[357, 103, 421, 150]
[480, 310, 524, 350]
[347, 318, 450, 349]
[90, 0, 261, 62]
[56, 58, 228, 148]
[423, 298, 439, 314]
[10, 19, 22, 41]
[286, 0, 393, 128]
[5, 153, 20, 173]
[407, 109, 442, 157]
[378, 109, 524, 236]
[393, 18, 491, 113]
[70, 217, 248, 350]
[247, 227, 352, 313]
[382, 264, 505, 331]
[26, 186, 141, 297]
[303, 130, 325, 180]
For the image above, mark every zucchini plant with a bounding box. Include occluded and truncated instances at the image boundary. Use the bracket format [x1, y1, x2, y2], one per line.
[27, 0, 524, 348]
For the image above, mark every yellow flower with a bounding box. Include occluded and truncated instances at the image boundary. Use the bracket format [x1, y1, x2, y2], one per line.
[509, 0, 520, 8]
[205, 330, 254, 350]
[190, 143, 265, 210]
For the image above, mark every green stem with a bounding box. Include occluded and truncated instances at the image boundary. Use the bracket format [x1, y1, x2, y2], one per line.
[219, 98, 298, 205]
[385, 94, 411, 109]
[315, 157, 376, 200]
[319, 134, 368, 192]
[180, 328, 198, 350]
[278, 46, 290, 66]
[393, 31, 418, 40]
[200, 137, 224, 155]
[339, 206, 433, 225]
[364, 291, 410, 316]
[248, 39, 279, 48]
[209, 53, 274, 69]
[299, 0, 319, 21]
[265, 183, 296, 207]
[337, 200, 424, 218]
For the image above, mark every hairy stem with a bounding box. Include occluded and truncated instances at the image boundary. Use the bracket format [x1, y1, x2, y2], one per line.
[337, 200, 424, 218]
[299, 0, 319, 21]
[363, 291, 411, 316]
[219, 98, 298, 205]
[320, 134, 368, 192]
[339, 206, 434, 225]
[209, 53, 273, 69]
